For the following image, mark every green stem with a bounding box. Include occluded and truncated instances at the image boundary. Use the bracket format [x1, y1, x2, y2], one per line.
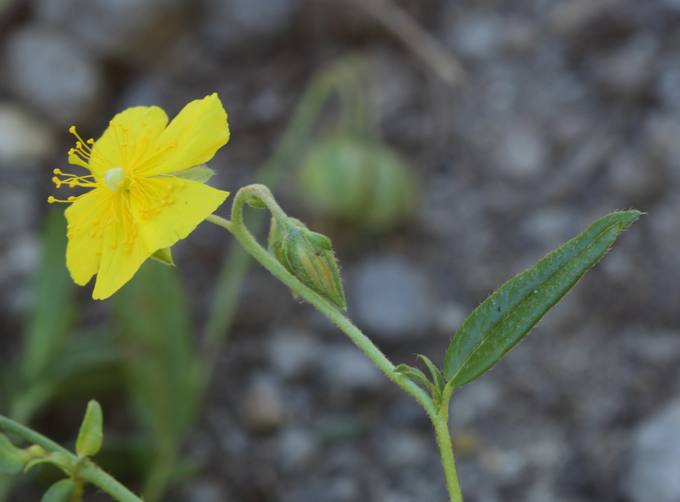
[0, 416, 142, 502]
[205, 187, 436, 419]
[431, 386, 463, 502]
[202, 56, 367, 368]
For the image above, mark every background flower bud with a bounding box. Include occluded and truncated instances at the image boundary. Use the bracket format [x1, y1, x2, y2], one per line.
[298, 136, 418, 230]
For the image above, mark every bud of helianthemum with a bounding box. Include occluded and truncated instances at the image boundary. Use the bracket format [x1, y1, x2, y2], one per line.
[268, 217, 347, 310]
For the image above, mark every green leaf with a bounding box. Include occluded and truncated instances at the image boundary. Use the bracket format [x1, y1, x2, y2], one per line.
[444, 210, 641, 387]
[171, 164, 214, 183]
[76, 400, 103, 457]
[114, 261, 203, 499]
[395, 364, 436, 395]
[41, 479, 75, 502]
[20, 211, 74, 382]
[151, 247, 175, 267]
[0, 434, 24, 475]
[24, 452, 75, 476]
[417, 355, 444, 392]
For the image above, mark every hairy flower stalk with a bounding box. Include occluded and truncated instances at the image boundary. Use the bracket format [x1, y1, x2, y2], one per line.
[49, 94, 231, 299]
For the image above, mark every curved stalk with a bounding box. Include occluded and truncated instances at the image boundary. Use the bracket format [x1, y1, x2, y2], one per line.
[205, 186, 437, 419]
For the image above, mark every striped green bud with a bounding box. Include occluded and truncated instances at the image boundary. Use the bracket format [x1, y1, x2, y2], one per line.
[268, 217, 346, 310]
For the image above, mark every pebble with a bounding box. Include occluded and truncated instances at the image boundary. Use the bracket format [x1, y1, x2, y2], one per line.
[277, 427, 318, 472]
[0, 104, 55, 165]
[0, 234, 39, 315]
[268, 329, 320, 379]
[33, 0, 187, 62]
[241, 375, 287, 432]
[493, 122, 549, 180]
[4, 26, 104, 125]
[446, 12, 505, 61]
[625, 399, 680, 502]
[349, 257, 433, 340]
[322, 345, 382, 393]
[200, 0, 300, 53]
[378, 430, 430, 468]
[592, 36, 657, 98]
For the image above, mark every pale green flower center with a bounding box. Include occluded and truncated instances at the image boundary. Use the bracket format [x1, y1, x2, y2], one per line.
[104, 167, 126, 192]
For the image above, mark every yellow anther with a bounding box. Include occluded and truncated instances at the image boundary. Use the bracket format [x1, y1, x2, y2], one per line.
[68, 125, 76, 134]
[47, 196, 56, 204]
[53, 168, 63, 175]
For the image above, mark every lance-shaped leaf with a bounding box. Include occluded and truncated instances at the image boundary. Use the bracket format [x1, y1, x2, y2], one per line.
[41, 479, 75, 502]
[444, 210, 640, 387]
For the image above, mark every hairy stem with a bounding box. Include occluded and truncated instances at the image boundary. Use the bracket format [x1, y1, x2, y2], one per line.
[206, 187, 436, 418]
[431, 385, 463, 502]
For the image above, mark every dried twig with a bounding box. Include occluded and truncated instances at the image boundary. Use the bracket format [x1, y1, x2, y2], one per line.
[351, 0, 466, 87]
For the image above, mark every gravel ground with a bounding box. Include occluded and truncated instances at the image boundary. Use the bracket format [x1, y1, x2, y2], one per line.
[2, 1, 680, 501]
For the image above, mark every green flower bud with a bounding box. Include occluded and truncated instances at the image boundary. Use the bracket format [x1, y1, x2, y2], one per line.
[298, 137, 417, 230]
[268, 217, 346, 309]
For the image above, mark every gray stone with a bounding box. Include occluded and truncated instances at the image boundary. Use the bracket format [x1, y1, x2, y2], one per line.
[662, 0, 680, 12]
[592, 36, 657, 98]
[493, 122, 549, 179]
[657, 59, 680, 110]
[446, 13, 505, 61]
[268, 329, 320, 379]
[0, 184, 36, 239]
[33, 0, 187, 61]
[180, 482, 224, 502]
[434, 302, 467, 335]
[644, 113, 680, 178]
[625, 399, 680, 502]
[0, 234, 39, 315]
[0, 104, 55, 165]
[241, 375, 286, 432]
[200, 0, 300, 53]
[323, 345, 382, 392]
[551, 0, 618, 39]
[4, 26, 104, 125]
[520, 207, 578, 249]
[277, 427, 318, 471]
[378, 430, 429, 468]
[349, 257, 433, 340]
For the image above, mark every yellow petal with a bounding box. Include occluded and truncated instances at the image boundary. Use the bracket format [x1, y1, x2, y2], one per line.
[89, 106, 169, 176]
[91, 201, 149, 300]
[65, 188, 109, 286]
[138, 93, 229, 176]
[133, 177, 229, 252]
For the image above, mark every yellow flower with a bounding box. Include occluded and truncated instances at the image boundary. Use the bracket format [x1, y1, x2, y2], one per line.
[49, 93, 230, 300]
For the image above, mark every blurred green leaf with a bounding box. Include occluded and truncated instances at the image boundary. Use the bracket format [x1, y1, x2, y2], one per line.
[114, 261, 203, 501]
[20, 211, 74, 383]
[0, 435, 24, 475]
[444, 210, 641, 387]
[76, 400, 103, 457]
[40, 478, 74, 502]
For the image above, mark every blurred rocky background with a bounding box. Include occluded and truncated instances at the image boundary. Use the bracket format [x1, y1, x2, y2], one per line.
[1, 0, 680, 501]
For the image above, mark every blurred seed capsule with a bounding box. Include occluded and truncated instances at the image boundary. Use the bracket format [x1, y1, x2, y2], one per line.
[268, 217, 346, 310]
[298, 136, 417, 230]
